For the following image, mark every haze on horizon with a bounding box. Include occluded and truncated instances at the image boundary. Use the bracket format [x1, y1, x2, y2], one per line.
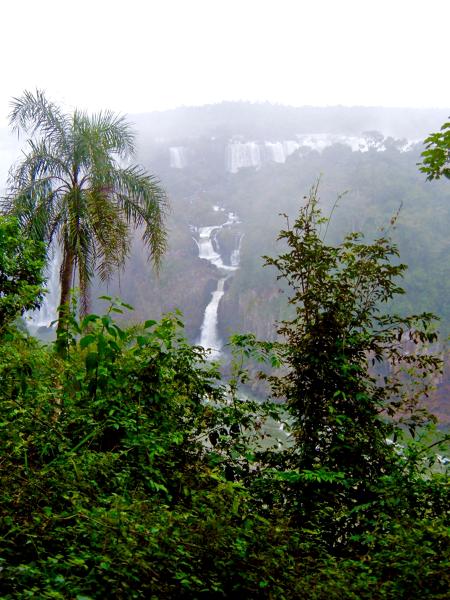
[0, 0, 449, 125]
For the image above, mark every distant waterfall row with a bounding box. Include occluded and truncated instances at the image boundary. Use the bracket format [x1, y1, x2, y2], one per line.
[169, 134, 417, 173]
[169, 141, 301, 172]
[226, 140, 301, 173]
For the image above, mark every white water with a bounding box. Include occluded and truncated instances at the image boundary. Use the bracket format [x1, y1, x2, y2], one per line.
[264, 141, 300, 164]
[195, 211, 242, 358]
[196, 226, 223, 267]
[230, 233, 243, 267]
[170, 147, 187, 169]
[199, 277, 227, 360]
[226, 142, 261, 173]
[26, 244, 61, 334]
[194, 212, 240, 272]
[265, 141, 287, 163]
[225, 134, 418, 172]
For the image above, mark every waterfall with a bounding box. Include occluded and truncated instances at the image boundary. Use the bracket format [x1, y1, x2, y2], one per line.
[199, 277, 227, 360]
[26, 244, 61, 335]
[195, 213, 240, 272]
[265, 142, 286, 163]
[224, 134, 416, 174]
[197, 226, 223, 268]
[194, 211, 241, 358]
[230, 233, 244, 267]
[170, 147, 187, 169]
[226, 142, 261, 173]
[283, 140, 300, 157]
[295, 133, 371, 153]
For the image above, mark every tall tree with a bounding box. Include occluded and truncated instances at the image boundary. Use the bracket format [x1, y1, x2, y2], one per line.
[4, 90, 167, 329]
[263, 184, 441, 529]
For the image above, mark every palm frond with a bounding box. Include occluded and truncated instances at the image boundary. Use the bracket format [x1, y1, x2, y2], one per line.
[9, 89, 70, 151]
[86, 188, 130, 281]
[74, 109, 135, 164]
[5, 137, 72, 243]
[107, 166, 168, 268]
[5, 186, 52, 241]
[8, 139, 71, 192]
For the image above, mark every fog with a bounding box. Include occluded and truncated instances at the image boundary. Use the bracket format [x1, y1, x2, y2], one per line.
[0, 0, 449, 125]
[1, 0, 449, 193]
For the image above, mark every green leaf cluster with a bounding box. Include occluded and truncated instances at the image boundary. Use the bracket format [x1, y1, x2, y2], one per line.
[0, 215, 45, 332]
[419, 120, 450, 180]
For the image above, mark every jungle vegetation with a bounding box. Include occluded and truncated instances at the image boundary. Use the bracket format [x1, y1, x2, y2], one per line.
[0, 174, 448, 598]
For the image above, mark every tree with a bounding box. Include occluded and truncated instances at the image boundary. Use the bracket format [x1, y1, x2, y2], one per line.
[419, 118, 450, 180]
[263, 183, 442, 525]
[0, 215, 45, 333]
[4, 90, 167, 330]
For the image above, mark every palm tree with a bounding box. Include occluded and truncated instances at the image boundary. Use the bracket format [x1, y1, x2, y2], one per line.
[4, 90, 167, 330]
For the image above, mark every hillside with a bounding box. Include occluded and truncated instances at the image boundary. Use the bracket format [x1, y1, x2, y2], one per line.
[28, 102, 450, 420]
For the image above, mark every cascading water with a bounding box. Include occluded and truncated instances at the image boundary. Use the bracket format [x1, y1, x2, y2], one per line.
[26, 244, 61, 336]
[265, 141, 286, 163]
[198, 278, 227, 360]
[195, 215, 240, 272]
[170, 147, 187, 169]
[194, 212, 241, 358]
[226, 142, 261, 173]
[224, 134, 418, 173]
[230, 233, 243, 267]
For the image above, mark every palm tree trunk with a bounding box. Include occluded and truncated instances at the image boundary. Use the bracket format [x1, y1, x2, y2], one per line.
[57, 246, 74, 335]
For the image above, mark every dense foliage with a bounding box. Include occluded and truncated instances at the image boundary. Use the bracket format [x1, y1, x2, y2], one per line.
[0, 215, 45, 332]
[420, 119, 450, 180]
[259, 185, 445, 541]
[266, 184, 440, 463]
[0, 186, 448, 598]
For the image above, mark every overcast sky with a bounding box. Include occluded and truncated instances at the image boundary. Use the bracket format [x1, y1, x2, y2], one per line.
[0, 0, 449, 124]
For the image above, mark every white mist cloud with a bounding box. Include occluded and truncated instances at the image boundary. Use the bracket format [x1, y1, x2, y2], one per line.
[0, 0, 448, 125]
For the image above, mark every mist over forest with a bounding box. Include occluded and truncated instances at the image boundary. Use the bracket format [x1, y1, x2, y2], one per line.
[59, 101, 446, 422]
[131, 103, 450, 141]
[3, 0, 450, 592]
[2, 95, 450, 597]
[1, 0, 449, 593]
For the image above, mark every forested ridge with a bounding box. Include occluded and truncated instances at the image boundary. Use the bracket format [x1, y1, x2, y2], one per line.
[0, 98, 448, 598]
[83, 103, 450, 423]
[104, 104, 450, 337]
